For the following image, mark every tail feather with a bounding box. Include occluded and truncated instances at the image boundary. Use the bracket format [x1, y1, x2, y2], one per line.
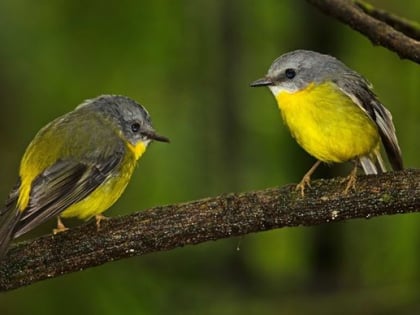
[359, 156, 378, 175]
[0, 181, 21, 259]
[374, 150, 387, 173]
[0, 207, 21, 259]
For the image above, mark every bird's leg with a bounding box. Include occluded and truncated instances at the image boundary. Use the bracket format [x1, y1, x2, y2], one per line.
[343, 161, 358, 194]
[95, 214, 108, 231]
[296, 160, 322, 196]
[53, 217, 69, 234]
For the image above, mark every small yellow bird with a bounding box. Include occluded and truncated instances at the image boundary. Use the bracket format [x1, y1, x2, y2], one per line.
[250, 50, 403, 194]
[0, 95, 169, 257]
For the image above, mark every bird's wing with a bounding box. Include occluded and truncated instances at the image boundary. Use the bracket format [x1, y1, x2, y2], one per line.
[12, 150, 125, 238]
[334, 73, 403, 171]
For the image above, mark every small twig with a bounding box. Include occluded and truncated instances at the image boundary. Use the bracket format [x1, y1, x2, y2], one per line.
[0, 169, 419, 292]
[306, 0, 420, 63]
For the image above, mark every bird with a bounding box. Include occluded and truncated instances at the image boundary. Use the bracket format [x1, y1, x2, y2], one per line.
[250, 49, 403, 195]
[0, 94, 169, 257]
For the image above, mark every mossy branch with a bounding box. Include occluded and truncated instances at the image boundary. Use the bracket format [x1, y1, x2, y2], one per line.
[0, 169, 419, 292]
[306, 0, 420, 63]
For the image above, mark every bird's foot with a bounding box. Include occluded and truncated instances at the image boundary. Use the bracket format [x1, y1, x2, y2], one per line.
[343, 164, 358, 194]
[53, 217, 69, 235]
[95, 214, 108, 231]
[296, 175, 311, 197]
[295, 160, 322, 197]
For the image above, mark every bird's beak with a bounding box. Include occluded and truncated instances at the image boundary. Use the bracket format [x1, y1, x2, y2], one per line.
[143, 131, 170, 143]
[250, 77, 273, 87]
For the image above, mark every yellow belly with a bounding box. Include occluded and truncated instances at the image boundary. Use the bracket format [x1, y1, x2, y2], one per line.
[60, 173, 130, 220]
[61, 151, 138, 220]
[275, 82, 380, 163]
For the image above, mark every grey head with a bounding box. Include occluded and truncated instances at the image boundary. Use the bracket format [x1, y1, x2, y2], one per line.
[250, 50, 361, 95]
[77, 95, 169, 146]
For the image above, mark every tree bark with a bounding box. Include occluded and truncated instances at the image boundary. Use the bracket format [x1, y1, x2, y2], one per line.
[306, 0, 420, 63]
[0, 169, 419, 292]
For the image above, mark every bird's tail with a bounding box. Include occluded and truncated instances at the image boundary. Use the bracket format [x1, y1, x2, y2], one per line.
[0, 205, 22, 259]
[0, 180, 23, 259]
[358, 150, 387, 175]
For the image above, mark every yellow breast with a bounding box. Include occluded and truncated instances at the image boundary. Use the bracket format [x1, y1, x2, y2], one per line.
[275, 82, 380, 163]
[126, 141, 147, 160]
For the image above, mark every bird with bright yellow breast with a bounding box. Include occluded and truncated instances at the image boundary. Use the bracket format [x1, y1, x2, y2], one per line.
[0, 95, 169, 257]
[251, 50, 403, 194]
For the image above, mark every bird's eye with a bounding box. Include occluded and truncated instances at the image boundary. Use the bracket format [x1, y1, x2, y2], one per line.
[131, 122, 141, 132]
[285, 68, 296, 79]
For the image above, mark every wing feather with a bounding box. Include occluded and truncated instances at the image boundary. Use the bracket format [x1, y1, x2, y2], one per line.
[334, 73, 403, 171]
[13, 151, 124, 238]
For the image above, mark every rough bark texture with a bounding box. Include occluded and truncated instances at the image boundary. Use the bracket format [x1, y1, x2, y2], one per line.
[307, 0, 420, 63]
[0, 169, 419, 292]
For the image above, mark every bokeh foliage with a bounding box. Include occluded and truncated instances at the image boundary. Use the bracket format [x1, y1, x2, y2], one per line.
[0, 0, 419, 314]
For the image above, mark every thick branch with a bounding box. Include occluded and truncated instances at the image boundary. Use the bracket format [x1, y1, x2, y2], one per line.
[1, 169, 419, 291]
[306, 0, 420, 63]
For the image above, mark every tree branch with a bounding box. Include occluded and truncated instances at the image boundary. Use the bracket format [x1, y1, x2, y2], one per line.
[0, 169, 419, 292]
[355, 0, 420, 41]
[306, 0, 420, 64]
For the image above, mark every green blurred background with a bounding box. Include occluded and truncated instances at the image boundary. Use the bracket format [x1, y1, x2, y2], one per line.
[0, 0, 419, 314]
